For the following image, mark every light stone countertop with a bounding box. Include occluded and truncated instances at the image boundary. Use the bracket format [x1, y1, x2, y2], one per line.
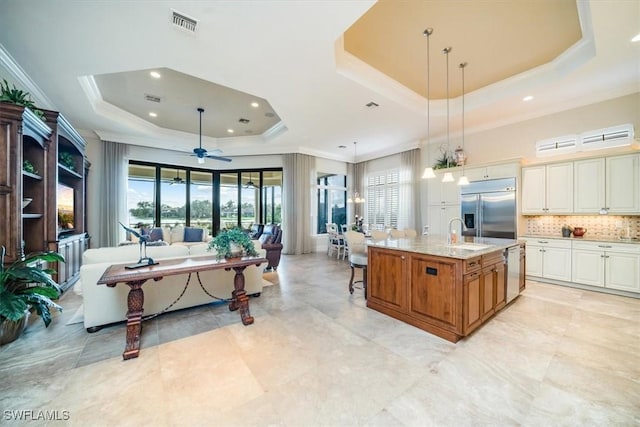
[367, 235, 522, 260]
[520, 234, 640, 245]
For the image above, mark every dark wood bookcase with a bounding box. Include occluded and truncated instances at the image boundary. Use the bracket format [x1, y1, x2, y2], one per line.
[0, 103, 88, 291]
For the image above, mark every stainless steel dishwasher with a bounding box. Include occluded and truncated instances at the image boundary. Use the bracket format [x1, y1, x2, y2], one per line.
[506, 245, 521, 303]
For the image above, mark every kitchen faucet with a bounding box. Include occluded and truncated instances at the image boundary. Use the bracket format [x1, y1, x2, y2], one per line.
[447, 217, 467, 245]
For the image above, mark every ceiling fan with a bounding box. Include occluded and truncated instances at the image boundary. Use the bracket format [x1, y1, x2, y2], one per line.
[191, 107, 232, 164]
[169, 170, 184, 185]
[244, 172, 258, 189]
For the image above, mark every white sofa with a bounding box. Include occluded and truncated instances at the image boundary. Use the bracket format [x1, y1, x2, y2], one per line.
[122, 225, 212, 247]
[77, 241, 265, 331]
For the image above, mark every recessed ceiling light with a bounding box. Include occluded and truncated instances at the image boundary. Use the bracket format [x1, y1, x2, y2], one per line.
[150, 71, 161, 79]
[251, 102, 259, 108]
[632, 33, 640, 42]
[227, 129, 234, 133]
[149, 112, 157, 117]
[523, 95, 534, 102]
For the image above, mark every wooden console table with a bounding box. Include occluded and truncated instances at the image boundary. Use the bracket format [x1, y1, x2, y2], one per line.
[97, 255, 267, 360]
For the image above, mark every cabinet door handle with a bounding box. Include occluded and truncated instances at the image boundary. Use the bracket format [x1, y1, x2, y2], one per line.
[538, 240, 548, 243]
[598, 245, 612, 248]
[401, 256, 405, 260]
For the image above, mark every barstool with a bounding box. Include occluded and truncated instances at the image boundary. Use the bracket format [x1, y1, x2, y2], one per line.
[344, 231, 367, 298]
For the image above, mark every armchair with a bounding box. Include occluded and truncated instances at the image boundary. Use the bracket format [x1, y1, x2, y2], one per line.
[259, 224, 283, 271]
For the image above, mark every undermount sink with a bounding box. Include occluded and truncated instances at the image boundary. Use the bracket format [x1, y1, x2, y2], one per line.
[448, 243, 492, 251]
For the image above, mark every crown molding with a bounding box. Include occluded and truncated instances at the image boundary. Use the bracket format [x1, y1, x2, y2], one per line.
[0, 43, 56, 110]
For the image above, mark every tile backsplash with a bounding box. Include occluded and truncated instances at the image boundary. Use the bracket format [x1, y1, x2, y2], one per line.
[525, 215, 640, 240]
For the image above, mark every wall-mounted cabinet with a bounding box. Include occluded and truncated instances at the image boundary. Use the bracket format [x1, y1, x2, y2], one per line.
[521, 162, 573, 214]
[574, 154, 640, 214]
[463, 162, 519, 182]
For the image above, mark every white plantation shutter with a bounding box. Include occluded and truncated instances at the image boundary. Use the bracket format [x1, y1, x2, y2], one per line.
[366, 169, 399, 229]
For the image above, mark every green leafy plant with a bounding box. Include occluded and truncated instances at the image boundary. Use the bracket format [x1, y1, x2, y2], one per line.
[0, 79, 46, 121]
[208, 228, 259, 259]
[433, 146, 455, 170]
[58, 152, 75, 171]
[23, 160, 38, 175]
[0, 246, 64, 328]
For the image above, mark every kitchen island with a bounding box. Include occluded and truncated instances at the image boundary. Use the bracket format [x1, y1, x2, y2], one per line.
[367, 236, 525, 343]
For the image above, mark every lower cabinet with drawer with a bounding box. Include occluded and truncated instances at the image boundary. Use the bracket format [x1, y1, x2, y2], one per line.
[522, 237, 572, 282]
[572, 241, 640, 293]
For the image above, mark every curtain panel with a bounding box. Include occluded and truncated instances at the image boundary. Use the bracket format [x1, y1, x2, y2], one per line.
[282, 153, 315, 255]
[98, 140, 129, 247]
[400, 148, 421, 231]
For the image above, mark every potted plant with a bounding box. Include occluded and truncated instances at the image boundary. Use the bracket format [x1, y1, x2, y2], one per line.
[0, 246, 64, 345]
[58, 152, 76, 171]
[208, 228, 259, 259]
[0, 79, 46, 121]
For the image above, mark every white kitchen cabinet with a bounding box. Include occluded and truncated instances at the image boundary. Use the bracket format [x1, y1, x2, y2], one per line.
[606, 154, 640, 213]
[427, 204, 461, 237]
[427, 169, 461, 205]
[464, 162, 519, 182]
[572, 241, 640, 292]
[574, 158, 605, 213]
[573, 154, 639, 214]
[522, 162, 573, 214]
[522, 238, 572, 281]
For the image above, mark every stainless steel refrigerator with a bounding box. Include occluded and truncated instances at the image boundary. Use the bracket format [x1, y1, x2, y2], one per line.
[461, 177, 516, 239]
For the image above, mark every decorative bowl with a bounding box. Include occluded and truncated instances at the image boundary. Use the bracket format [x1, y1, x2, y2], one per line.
[22, 198, 32, 208]
[572, 227, 587, 237]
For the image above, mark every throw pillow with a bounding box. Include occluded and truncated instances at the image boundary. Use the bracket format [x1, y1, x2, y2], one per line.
[184, 227, 204, 242]
[147, 227, 164, 242]
[170, 225, 185, 243]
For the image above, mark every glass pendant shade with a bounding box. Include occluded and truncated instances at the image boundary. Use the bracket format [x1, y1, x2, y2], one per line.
[457, 175, 470, 186]
[442, 172, 454, 183]
[422, 167, 436, 179]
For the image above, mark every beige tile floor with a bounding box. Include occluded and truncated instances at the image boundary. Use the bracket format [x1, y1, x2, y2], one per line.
[1, 252, 639, 426]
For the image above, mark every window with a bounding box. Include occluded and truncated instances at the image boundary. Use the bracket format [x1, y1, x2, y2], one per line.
[365, 170, 399, 230]
[262, 170, 283, 225]
[160, 167, 187, 228]
[190, 170, 213, 235]
[127, 162, 282, 235]
[127, 164, 156, 228]
[317, 173, 347, 234]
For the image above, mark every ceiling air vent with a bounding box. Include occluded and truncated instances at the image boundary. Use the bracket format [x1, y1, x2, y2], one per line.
[535, 135, 577, 157]
[579, 124, 634, 150]
[144, 94, 161, 103]
[172, 10, 197, 32]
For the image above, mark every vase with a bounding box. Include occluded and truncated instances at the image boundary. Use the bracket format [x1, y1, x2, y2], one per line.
[229, 242, 243, 258]
[0, 311, 30, 345]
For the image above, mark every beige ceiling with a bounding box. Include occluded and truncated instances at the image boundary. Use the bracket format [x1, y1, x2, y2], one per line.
[344, 0, 582, 99]
[94, 67, 281, 139]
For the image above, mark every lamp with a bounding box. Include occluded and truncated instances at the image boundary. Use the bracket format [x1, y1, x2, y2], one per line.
[457, 62, 469, 186]
[441, 46, 454, 183]
[421, 28, 436, 180]
[347, 141, 365, 204]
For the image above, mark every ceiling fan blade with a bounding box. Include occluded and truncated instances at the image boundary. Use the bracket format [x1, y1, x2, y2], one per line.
[204, 153, 233, 162]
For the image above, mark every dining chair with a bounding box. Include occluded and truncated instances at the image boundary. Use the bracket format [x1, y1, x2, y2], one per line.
[389, 229, 405, 238]
[327, 223, 345, 259]
[403, 228, 418, 238]
[369, 230, 388, 241]
[344, 230, 367, 298]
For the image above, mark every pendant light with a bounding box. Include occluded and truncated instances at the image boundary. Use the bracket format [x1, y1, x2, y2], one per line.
[347, 141, 365, 204]
[421, 28, 436, 179]
[457, 62, 470, 186]
[441, 46, 454, 183]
